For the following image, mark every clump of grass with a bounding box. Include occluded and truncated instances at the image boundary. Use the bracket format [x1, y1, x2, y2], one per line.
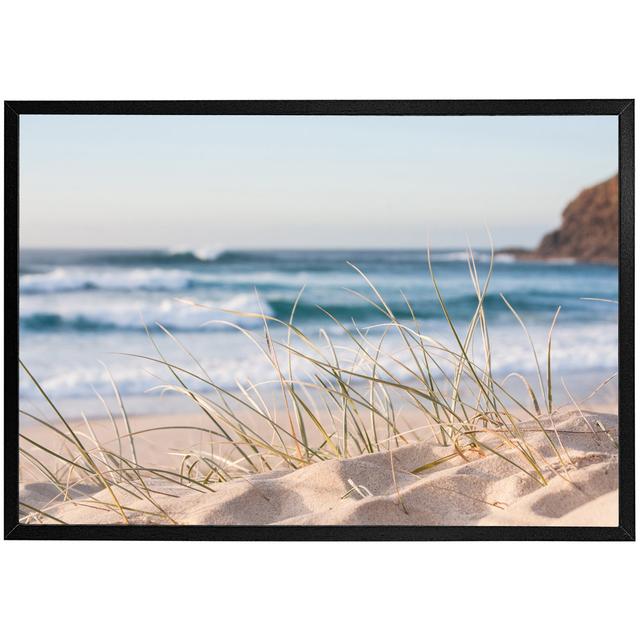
[19, 246, 589, 525]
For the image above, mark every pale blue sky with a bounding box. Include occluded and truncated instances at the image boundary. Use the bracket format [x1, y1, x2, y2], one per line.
[20, 115, 618, 249]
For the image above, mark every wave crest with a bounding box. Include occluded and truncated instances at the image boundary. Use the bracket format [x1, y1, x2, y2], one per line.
[167, 245, 225, 262]
[20, 293, 273, 332]
[20, 267, 219, 294]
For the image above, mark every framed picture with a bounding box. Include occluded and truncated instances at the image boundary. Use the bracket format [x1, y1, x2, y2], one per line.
[4, 100, 634, 540]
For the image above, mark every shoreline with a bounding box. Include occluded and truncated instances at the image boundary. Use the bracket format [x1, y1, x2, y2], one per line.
[19, 364, 619, 422]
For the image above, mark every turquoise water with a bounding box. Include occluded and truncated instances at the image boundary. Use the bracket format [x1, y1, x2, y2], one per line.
[19, 248, 618, 413]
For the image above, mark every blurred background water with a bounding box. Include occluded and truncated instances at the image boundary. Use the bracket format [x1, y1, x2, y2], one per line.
[19, 247, 618, 416]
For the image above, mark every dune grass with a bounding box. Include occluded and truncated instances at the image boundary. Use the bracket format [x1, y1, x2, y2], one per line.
[18, 247, 600, 525]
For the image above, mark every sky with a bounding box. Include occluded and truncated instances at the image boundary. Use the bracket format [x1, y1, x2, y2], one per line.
[19, 114, 618, 249]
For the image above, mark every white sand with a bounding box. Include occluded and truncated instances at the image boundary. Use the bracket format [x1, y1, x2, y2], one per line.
[19, 409, 618, 526]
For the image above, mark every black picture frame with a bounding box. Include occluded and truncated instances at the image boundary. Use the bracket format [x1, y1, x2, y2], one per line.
[4, 99, 635, 541]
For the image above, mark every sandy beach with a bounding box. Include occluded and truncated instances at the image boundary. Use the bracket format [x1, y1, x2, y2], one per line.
[19, 405, 618, 526]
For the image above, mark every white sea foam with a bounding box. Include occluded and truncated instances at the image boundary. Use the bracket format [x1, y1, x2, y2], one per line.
[167, 245, 225, 261]
[435, 251, 515, 263]
[19, 318, 618, 402]
[19, 266, 432, 293]
[20, 267, 218, 293]
[20, 292, 274, 331]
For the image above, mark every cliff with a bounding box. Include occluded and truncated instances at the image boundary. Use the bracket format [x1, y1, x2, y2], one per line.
[505, 175, 619, 264]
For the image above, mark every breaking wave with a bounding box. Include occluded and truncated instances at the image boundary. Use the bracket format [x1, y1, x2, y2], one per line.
[20, 293, 273, 332]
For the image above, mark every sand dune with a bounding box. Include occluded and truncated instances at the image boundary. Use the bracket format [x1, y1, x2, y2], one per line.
[19, 409, 618, 526]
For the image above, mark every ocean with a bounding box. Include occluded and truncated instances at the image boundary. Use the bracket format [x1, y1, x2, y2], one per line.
[19, 248, 619, 416]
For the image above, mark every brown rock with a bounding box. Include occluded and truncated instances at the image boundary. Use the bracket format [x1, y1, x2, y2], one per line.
[501, 175, 619, 264]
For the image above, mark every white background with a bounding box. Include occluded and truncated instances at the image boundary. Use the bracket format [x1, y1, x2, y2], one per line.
[1, 2, 637, 638]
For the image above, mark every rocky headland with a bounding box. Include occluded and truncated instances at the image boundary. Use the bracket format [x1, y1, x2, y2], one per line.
[501, 175, 618, 264]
